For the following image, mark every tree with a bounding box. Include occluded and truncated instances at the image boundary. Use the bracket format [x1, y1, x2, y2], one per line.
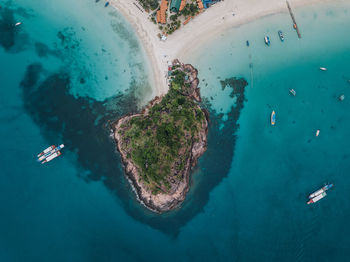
[170, 14, 177, 22]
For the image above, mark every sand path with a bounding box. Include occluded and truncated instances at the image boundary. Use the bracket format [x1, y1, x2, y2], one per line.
[111, 0, 334, 96]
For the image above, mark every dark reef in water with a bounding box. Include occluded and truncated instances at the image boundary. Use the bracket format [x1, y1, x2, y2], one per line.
[20, 60, 248, 235]
[34, 42, 59, 57]
[20, 62, 140, 186]
[0, 4, 30, 52]
[9, 0, 248, 234]
[220, 77, 248, 99]
[0, 7, 16, 50]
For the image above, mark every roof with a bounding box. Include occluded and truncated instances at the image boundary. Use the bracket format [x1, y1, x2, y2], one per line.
[156, 10, 161, 23]
[197, 0, 204, 9]
[156, 0, 168, 24]
[183, 16, 191, 25]
[179, 0, 187, 11]
[170, 0, 182, 12]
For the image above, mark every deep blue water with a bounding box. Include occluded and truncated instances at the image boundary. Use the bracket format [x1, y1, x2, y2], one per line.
[1, 0, 350, 261]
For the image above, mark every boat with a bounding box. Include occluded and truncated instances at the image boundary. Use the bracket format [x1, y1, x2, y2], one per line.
[339, 94, 345, 101]
[37, 144, 64, 163]
[278, 30, 284, 41]
[316, 129, 320, 137]
[271, 110, 276, 125]
[104, 1, 109, 7]
[56, 144, 65, 151]
[41, 151, 61, 164]
[264, 36, 270, 46]
[15, 22, 22, 27]
[308, 183, 333, 199]
[37, 145, 56, 158]
[307, 192, 327, 204]
[246, 40, 249, 47]
[38, 151, 53, 162]
[289, 89, 296, 96]
[38, 144, 64, 162]
[320, 67, 327, 71]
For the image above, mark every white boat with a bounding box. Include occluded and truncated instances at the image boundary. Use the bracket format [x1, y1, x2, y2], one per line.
[289, 89, 296, 96]
[307, 183, 333, 204]
[307, 192, 327, 204]
[271, 110, 276, 125]
[339, 94, 345, 101]
[37, 145, 56, 158]
[37, 144, 64, 163]
[319, 67, 327, 71]
[15, 22, 22, 26]
[38, 153, 50, 162]
[316, 130, 320, 137]
[308, 183, 333, 199]
[41, 151, 61, 164]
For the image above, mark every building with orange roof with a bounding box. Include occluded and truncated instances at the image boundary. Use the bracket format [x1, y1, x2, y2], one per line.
[179, 0, 187, 11]
[183, 16, 191, 25]
[156, 10, 161, 23]
[156, 0, 168, 24]
[197, 0, 204, 9]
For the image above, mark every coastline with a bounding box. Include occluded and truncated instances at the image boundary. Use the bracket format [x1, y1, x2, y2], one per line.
[113, 108, 208, 213]
[112, 62, 209, 212]
[110, 0, 335, 97]
[2, 0, 350, 259]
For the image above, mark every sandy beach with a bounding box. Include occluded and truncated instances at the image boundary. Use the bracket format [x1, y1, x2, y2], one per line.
[111, 0, 332, 96]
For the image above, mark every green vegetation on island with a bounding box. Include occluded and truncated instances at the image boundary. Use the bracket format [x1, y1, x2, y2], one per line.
[147, 0, 201, 36]
[138, 0, 159, 11]
[116, 63, 207, 196]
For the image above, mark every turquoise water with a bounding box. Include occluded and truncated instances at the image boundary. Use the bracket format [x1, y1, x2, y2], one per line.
[1, 0, 350, 261]
[187, 2, 350, 260]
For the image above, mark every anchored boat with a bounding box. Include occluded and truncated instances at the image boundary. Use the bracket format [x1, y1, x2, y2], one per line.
[264, 36, 270, 46]
[307, 183, 333, 204]
[41, 151, 62, 164]
[15, 22, 22, 27]
[271, 111, 276, 125]
[278, 30, 284, 41]
[37, 144, 64, 164]
[37, 145, 56, 158]
[289, 89, 296, 96]
[307, 192, 327, 204]
[320, 67, 327, 71]
[316, 129, 320, 137]
[104, 1, 109, 7]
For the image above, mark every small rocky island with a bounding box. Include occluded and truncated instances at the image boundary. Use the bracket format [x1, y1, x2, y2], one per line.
[113, 60, 208, 213]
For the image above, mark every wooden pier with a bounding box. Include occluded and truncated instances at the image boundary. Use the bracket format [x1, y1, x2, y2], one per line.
[286, 1, 301, 38]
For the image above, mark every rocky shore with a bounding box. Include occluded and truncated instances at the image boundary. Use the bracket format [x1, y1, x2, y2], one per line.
[112, 61, 208, 213]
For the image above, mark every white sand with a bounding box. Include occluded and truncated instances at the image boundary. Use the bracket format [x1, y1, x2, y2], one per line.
[111, 0, 333, 96]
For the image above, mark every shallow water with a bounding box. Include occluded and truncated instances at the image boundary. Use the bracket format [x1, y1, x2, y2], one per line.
[186, 2, 350, 260]
[1, 0, 350, 261]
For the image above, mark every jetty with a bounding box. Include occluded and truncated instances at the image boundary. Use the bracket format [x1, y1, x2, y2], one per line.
[286, 1, 301, 38]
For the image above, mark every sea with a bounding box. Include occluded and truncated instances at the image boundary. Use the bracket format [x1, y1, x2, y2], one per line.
[1, 0, 350, 261]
